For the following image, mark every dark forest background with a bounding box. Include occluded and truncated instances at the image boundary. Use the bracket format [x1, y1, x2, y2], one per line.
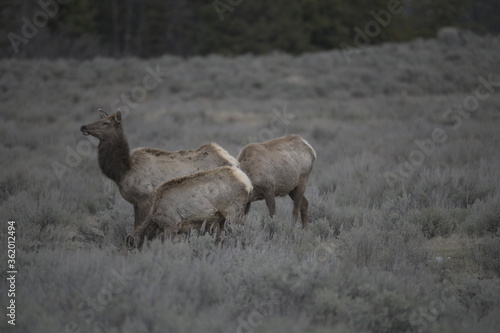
[1, 0, 499, 58]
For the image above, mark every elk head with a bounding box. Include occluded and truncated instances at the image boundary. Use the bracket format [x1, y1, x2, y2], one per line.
[125, 234, 144, 251]
[80, 109, 122, 140]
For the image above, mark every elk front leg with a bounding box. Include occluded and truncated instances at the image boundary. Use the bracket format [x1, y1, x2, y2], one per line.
[264, 188, 276, 218]
[226, 201, 247, 225]
[244, 202, 252, 215]
[162, 225, 178, 242]
[134, 200, 151, 229]
[126, 216, 157, 251]
[133, 204, 140, 228]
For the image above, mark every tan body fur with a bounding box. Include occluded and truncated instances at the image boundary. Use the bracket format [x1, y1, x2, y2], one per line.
[80, 110, 239, 229]
[237, 134, 316, 228]
[126, 166, 252, 249]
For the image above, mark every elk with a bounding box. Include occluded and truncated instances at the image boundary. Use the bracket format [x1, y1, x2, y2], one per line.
[125, 166, 252, 250]
[80, 109, 239, 229]
[237, 134, 316, 228]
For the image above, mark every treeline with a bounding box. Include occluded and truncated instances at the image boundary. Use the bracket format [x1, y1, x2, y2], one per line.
[1, 0, 499, 58]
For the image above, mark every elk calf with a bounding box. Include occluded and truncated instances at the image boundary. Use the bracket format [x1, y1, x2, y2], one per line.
[237, 134, 316, 228]
[80, 109, 239, 229]
[125, 166, 252, 250]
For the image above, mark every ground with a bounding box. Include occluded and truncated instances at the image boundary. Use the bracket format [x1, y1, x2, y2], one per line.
[0, 31, 499, 333]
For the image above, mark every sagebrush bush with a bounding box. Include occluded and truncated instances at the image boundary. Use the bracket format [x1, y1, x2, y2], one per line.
[0, 189, 71, 251]
[463, 200, 500, 236]
[407, 207, 457, 239]
[471, 237, 500, 277]
[337, 216, 427, 272]
[0, 165, 29, 201]
[307, 190, 372, 236]
[412, 169, 494, 208]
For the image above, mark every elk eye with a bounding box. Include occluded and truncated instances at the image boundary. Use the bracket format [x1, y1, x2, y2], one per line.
[103, 122, 110, 127]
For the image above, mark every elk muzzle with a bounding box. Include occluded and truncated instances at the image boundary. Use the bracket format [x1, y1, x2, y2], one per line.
[80, 125, 90, 136]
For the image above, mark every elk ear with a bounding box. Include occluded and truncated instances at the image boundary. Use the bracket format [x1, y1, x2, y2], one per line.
[98, 109, 108, 119]
[125, 234, 136, 250]
[116, 110, 122, 124]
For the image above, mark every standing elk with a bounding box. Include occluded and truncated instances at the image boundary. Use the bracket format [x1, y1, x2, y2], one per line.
[80, 109, 239, 229]
[237, 134, 316, 228]
[125, 166, 252, 250]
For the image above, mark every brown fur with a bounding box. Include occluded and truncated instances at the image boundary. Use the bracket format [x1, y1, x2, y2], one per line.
[81, 109, 239, 229]
[97, 128, 131, 184]
[126, 166, 252, 250]
[237, 134, 316, 228]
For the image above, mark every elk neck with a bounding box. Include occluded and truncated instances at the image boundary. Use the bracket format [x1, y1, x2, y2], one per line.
[97, 129, 132, 184]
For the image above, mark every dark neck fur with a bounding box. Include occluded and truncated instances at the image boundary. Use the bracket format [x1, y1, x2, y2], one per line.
[97, 130, 131, 184]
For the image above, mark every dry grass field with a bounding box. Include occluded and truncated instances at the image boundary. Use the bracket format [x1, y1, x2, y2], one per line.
[1, 31, 500, 333]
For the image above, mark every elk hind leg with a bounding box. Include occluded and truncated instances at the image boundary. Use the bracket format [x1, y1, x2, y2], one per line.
[290, 177, 307, 227]
[214, 217, 226, 244]
[300, 196, 310, 229]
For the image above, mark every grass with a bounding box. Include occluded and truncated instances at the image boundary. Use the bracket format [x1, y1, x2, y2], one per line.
[1, 31, 500, 332]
